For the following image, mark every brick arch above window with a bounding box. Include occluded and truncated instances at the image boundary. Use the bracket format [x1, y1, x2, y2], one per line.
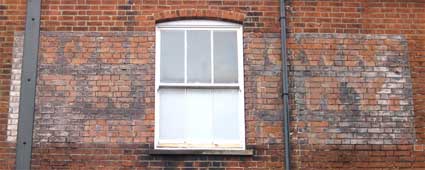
[154, 9, 245, 24]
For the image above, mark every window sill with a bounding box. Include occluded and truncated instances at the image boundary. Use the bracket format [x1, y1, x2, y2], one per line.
[148, 149, 254, 156]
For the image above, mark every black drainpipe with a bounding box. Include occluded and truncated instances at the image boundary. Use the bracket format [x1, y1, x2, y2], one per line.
[279, 0, 291, 170]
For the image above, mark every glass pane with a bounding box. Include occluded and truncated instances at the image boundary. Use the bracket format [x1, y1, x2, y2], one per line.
[214, 31, 238, 83]
[187, 30, 211, 83]
[185, 89, 213, 143]
[159, 89, 185, 140]
[160, 30, 185, 83]
[213, 89, 240, 141]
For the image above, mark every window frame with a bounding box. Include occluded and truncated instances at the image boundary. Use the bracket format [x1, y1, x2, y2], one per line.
[154, 20, 245, 150]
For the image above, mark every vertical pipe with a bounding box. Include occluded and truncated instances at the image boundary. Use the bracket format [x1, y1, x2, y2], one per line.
[16, 0, 42, 169]
[279, 0, 291, 169]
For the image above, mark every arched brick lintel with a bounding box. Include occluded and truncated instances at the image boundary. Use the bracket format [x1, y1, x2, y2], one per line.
[154, 9, 245, 24]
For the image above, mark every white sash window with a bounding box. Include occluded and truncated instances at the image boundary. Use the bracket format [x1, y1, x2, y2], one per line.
[155, 20, 244, 150]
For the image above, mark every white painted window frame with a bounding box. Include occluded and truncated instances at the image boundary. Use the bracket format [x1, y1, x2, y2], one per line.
[154, 20, 245, 150]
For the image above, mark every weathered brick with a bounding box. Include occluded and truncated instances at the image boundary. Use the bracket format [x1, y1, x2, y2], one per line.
[1, 0, 425, 170]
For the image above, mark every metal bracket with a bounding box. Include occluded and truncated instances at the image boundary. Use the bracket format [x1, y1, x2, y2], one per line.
[15, 0, 41, 169]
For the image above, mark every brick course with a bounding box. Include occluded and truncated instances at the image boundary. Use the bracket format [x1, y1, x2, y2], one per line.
[0, 0, 425, 169]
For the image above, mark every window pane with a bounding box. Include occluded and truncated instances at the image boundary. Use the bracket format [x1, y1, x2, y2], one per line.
[160, 30, 185, 83]
[214, 31, 238, 83]
[159, 89, 185, 140]
[213, 89, 240, 141]
[185, 89, 213, 143]
[187, 30, 211, 83]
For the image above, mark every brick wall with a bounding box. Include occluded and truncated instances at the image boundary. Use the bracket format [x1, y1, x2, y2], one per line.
[6, 32, 22, 142]
[290, 33, 414, 145]
[1, 0, 425, 169]
[287, 0, 425, 169]
[2, 0, 285, 169]
[0, 1, 25, 169]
